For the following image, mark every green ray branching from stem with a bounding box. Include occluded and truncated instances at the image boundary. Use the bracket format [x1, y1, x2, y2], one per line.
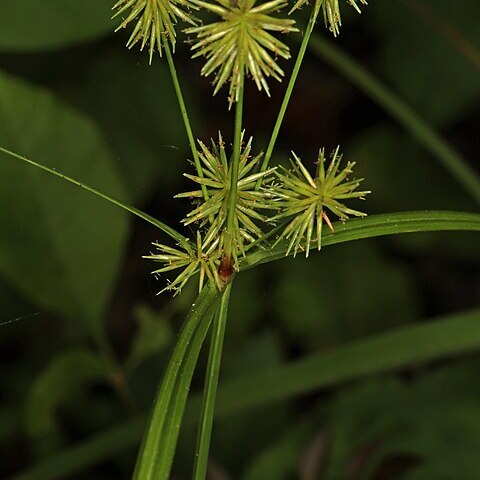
[255, 2, 320, 190]
[225, 72, 245, 261]
[162, 34, 209, 203]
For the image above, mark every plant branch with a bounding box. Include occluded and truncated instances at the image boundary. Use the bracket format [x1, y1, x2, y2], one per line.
[255, 3, 320, 189]
[225, 73, 245, 260]
[162, 34, 209, 202]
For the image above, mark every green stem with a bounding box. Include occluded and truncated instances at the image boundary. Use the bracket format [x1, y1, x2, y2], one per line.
[255, 3, 320, 189]
[162, 35, 209, 203]
[132, 283, 220, 480]
[150, 288, 220, 479]
[192, 284, 232, 480]
[225, 74, 245, 260]
[308, 33, 480, 206]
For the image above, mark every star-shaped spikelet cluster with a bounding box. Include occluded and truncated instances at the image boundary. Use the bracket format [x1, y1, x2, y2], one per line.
[176, 132, 276, 265]
[290, 0, 368, 36]
[144, 232, 222, 294]
[186, 0, 298, 107]
[145, 132, 276, 294]
[113, 0, 197, 63]
[273, 147, 370, 257]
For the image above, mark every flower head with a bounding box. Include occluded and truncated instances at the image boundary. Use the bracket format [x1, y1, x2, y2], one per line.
[144, 232, 222, 294]
[176, 132, 276, 265]
[113, 0, 197, 63]
[273, 146, 370, 257]
[185, 0, 298, 107]
[290, 0, 368, 36]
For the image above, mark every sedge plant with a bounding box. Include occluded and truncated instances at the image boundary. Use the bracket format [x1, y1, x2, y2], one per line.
[114, 1, 371, 478]
[2, 0, 480, 479]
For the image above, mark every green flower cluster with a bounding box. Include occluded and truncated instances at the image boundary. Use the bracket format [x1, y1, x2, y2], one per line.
[113, 0, 365, 98]
[148, 140, 369, 293]
[112, 0, 370, 293]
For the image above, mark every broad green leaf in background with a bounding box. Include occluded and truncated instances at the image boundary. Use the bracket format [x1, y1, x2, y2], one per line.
[0, 277, 36, 325]
[0, 0, 115, 52]
[241, 419, 312, 480]
[24, 349, 109, 439]
[0, 70, 129, 335]
[322, 362, 480, 479]
[10, 308, 480, 480]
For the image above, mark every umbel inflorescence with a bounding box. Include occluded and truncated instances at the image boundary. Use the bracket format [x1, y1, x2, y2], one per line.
[113, 0, 370, 294]
[112, 0, 198, 63]
[147, 139, 369, 294]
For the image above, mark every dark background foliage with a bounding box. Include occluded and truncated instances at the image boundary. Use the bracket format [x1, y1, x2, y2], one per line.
[0, 0, 479, 478]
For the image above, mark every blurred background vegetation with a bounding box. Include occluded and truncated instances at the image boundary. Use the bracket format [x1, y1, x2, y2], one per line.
[0, 0, 479, 479]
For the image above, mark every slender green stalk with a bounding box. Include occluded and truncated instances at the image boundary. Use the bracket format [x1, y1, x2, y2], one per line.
[0, 146, 185, 243]
[132, 283, 220, 480]
[308, 33, 480, 206]
[192, 284, 232, 480]
[255, 3, 320, 189]
[162, 34, 209, 202]
[225, 73, 245, 260]
[150, 289, 220, 480]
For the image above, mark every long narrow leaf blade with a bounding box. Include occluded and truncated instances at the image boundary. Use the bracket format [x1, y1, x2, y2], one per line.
[241, 211, 480, 269]
[150, 292, 220, 479]
[0, 146, 185, 243]
[210, 308, 480, 417]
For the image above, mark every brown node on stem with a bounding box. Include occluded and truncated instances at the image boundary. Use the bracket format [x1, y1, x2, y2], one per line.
[218, 255, 235, 284]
